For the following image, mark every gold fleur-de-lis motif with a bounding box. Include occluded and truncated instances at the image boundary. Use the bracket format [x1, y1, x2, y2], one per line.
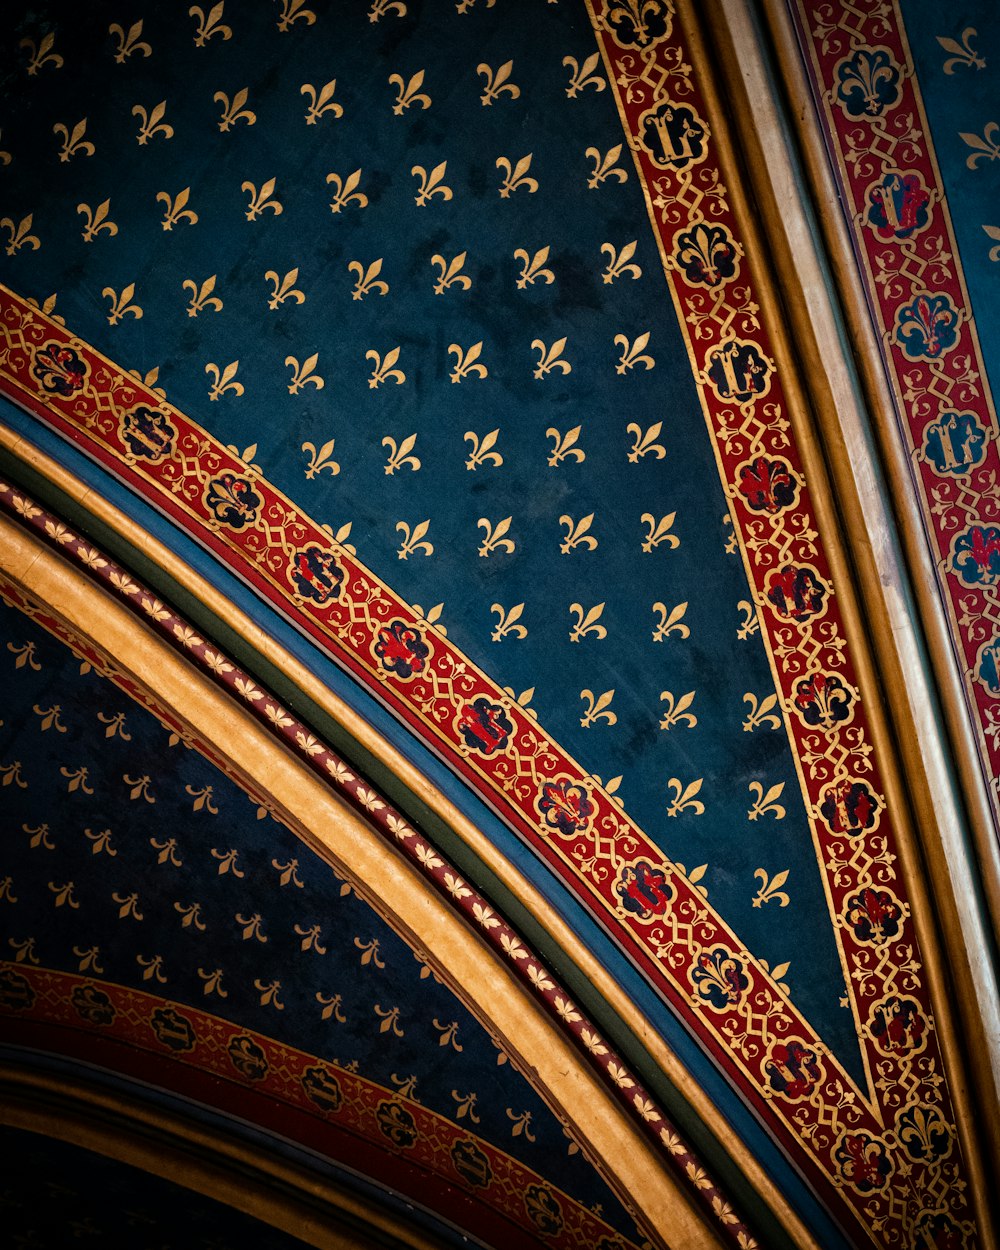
[301, 438, 339, 478]
[255, 978, 284, 1009]
[452, 1089, 481, 1121]
[616, 331, 655, 373]
[389, 69, 431, 114]
[1, 215, 40, 257]
[391, 1072, 418, 1098]
[477, 515, 515, 557]
[355, 936, 386, 967]
[490, 602, 527, 641]
[753, 867, 790, 908]
[210, 846, 243, 876]
[383, 434, 420, 475]
[156, 187, 198, 230]
[286, 352, 324, 394]
[497, 153, 538, 197]
[478, 60, 520, 106]
[456, 0, 496, 12]
[367, 346, 405, 388]
[25, 821, 53, 849]
[601, 240, 642, 283]
[215, 88, 256, 132]
[748, 781, 786, 821]
[570, 603, 607, 642]
[434, 1018, 463, 1051]
[742, 691, 782, 732]
[131, 366, 165, 397]
[666, 776, 704, 817]
[74, 945, 103, 972]
[937, 28, 985, 73]
[984, 225, 1000, 261]
[103, 283, 142, 326]
[395, 519, 433, 560]
[205, 359, 243, 400]
[960, 121, 1000, 169]
[26, 294, 64, 324]
[412, 602, 447, 636]
[580, 688, 616, 727]
[374, 1003, 404, 1036]
[265, 267, 305, 309]
[113, 890, 144, 920]
[183, 274, 223, 317]
[641, 512, 679, 552]
[560, 514, 598, 554]
[10, 936, 40, 963]
[294, 922, 327, 953]
[272, 856, 303, 886]
[652, 600, 690, 642]
[627, 421, 665, 462]
[674, 861, 709, 899]
[275, 0, 316, 32]
[411, 161, 453, 206]
[547, 425, 585, 466]
[198, 966, 228, 996]
[150, 836, 181, 866]
[585, 143, 628, 189]
[448, 341, 488, 383]
[190, 3, 232, 45]
[53, 119, 95, 162]
[301, 79, 343, 124]
[109, 20, 152, 63]
[77, 199, 118, 243]
[8, 641, 42, 670]
[21, 32, 63, 76]
[736, 599, 760, 640]
[132, 100, 173, 145]
[317, 990, 346, 1021]
[242, 178, 282, 220]
[369, 0, 407, 20]
[563, 52, 605, 98]
[174, 901, 206, 930]
[514, 245, 554, 288]
[465, 428, 502, 470]
[49, 882, 79, 908]
[532, 337, 571, 379]
[0, 132, 10, 165]
[431, 251, 471, 294]
[123, 772, 155, 802]
[659, 690, 697, 730]
[348, 258, 389, 300]
[327, 169, 367, 212]
[33, 703, 66, 732]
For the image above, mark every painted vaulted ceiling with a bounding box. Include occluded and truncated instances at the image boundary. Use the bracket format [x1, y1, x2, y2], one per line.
[0, 2, 997, 1249]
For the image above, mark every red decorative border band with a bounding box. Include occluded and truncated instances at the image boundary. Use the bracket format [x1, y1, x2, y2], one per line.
[0, 965, 643, 1250]
[791, 0, 1000, 836]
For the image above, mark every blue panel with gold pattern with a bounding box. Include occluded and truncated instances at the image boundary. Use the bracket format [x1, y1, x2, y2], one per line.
[0, 0, 860, 1069]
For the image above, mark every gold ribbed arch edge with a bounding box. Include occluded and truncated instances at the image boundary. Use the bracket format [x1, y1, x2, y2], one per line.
[0, 502, 728, 1250]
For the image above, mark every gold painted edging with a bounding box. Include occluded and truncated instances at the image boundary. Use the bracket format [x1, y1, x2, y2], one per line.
[0, 421, 817, 1249]
[0, 506, 727, 1250]
[692, 1, 1000, 1242]
[0, 1067, 439, 1250]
